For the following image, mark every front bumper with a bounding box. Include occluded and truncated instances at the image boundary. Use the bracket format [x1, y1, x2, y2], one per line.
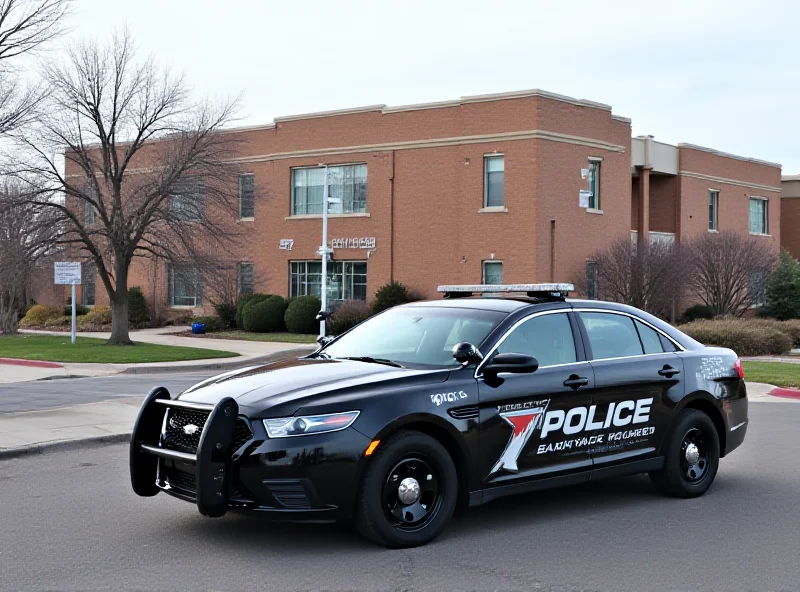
[130, 388, 371, 522]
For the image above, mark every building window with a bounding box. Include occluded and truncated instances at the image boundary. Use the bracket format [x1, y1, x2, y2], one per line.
[482, 261, 503, 285]
[484, 155, 504, 207]
[586, 261, 598, 300]
[239, 174, 255, 219]
[291, 164, 367, 216]
[289, 261, 367, 302]
[168, 263, 203, 307]
[749, 197, 768, 235]
[588, 160, 601, 210]
[709, 190, 719, 231]
[238, 262, 254, 295]
[82, 262, 95, 306]
[169, 180, 203, 221]
[749, 270, 768, 307]
[84, 182, 98, 225]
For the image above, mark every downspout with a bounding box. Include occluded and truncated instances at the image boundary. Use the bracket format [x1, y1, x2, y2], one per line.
[389, 150, 395, 282]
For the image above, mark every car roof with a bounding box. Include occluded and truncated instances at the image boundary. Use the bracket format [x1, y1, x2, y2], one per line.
[403, 297, 558, 313]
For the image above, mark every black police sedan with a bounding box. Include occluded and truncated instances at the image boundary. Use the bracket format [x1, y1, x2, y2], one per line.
[130, 284, 748, 548]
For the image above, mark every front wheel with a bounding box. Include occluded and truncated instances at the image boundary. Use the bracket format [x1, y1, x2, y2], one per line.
[650, 408, 720, 498]
[355, 430, 458, 548]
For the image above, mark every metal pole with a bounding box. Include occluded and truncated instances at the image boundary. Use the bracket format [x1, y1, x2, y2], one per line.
[71, 283, 76, 344]
[320, 165, 328, 338]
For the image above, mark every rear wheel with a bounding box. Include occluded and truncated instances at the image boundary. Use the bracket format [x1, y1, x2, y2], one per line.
[650, 409, 720, 498]
[355, 430, 457, 548]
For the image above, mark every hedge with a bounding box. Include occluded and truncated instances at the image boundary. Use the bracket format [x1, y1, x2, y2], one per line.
[236, 293, 275, 328]
[63, 304, 89, 316]
[679, 319, 792, 356]
[78, 305, 113, 328]
[128, 286, 150, 327]
[284, 295, 321, 334]
[371, 281, 416, 314]
[327, 299, 371, 335]
[243, 296, 288, 332]
[20, 305, 63, 327]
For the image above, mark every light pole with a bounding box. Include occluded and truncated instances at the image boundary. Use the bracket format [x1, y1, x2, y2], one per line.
[318, 165, 341, 338]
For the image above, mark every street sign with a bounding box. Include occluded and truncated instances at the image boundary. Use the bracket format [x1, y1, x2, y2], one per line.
[55, 262, 82, 285]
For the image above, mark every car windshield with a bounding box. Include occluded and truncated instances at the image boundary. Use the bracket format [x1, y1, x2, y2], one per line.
[320, 306, 506, 367]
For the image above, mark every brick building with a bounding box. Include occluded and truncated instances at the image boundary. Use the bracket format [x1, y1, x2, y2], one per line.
[781, 175, 800, 259]
[62, 89, 781, 319]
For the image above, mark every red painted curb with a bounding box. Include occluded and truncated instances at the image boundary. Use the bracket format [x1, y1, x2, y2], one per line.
[0, 358, 63, 369]
[769, 387, 800, 400]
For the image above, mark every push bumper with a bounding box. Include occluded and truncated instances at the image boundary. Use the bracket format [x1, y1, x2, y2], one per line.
[130, 388, 371, 521]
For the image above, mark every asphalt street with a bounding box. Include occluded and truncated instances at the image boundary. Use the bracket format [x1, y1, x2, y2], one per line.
[1, 401, 798, 592]
[0, 372, 216, 412]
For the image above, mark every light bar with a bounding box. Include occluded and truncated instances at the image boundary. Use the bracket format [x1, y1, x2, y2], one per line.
[437, 283, 574, 294]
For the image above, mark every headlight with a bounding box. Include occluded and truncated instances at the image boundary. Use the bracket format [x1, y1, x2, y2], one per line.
[263, 411, 360, 438]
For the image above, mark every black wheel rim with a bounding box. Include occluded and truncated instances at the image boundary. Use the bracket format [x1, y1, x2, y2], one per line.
[680, 427, 709, 484]
[381, 455, 442, 532]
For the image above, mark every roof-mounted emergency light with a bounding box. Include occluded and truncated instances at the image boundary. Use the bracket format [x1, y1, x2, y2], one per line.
[437, 283, 575, 301]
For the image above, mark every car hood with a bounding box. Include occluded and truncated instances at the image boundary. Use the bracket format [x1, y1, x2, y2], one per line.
[176, 356, 449, 416]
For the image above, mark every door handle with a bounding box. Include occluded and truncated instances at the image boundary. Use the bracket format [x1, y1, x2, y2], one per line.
[658, 365, 680, 377]
[563, 375, 589, 389]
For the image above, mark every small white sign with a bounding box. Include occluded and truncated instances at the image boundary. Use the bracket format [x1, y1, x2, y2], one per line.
[279, 239, 294, 251]
[579, 190, 592, 208]
[330, 237, 376, 250]
[54, 262, 82, 285]
[581, 168, 589, 179]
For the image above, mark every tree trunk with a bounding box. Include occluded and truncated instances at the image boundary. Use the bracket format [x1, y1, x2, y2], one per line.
[107, 263, 132, 345]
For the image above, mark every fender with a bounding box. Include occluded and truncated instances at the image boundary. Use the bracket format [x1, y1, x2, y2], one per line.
[659, 390, 727, 455]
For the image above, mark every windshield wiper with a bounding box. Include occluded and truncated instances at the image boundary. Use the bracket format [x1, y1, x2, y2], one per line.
[338, 356, 403, 368]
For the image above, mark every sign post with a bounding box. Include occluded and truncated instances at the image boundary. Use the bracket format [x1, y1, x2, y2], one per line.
[54, 262, 82, 344]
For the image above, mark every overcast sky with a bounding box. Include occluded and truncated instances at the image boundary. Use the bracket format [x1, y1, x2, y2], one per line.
[65, 0, 798, 173]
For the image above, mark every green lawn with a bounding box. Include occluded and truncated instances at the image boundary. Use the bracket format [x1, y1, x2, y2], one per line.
[189, 330, 318, 344]
[742, 361, 800, 389]
[0, 335, 239, 364]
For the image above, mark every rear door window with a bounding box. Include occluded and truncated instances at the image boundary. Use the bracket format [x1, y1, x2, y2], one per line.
[579, 312, 644, 360]
[635, 319, 665, 355]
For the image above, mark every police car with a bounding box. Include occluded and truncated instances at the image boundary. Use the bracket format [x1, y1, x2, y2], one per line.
[130, 284, 748, 548]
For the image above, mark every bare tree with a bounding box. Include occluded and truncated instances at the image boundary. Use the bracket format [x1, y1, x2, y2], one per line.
[0, 0, 71, 134]
[576, 237, 687, 320]
[7, 29, 244, 344]
[686, 231, 777, 317]
[0, 180, 59, 334]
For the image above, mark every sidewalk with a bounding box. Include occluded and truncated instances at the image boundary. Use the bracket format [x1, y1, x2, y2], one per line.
[2, 328, 316, 383]
[1, 381, 797, 461]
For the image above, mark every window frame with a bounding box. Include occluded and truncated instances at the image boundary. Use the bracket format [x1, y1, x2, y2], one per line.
[586, 260, 598, 300]
[482, 260, 503, 285]
[588, 159, 601, 210]
[238, 261, 254, 295]
[238, 173, 255, 219]
[573, 309, 684, 361]
[749, 196, 769, 235]
[167, 263, 203, 308]
[168, 180, 204, 222]
[483, 154, 505, 208]
[81, 261, 95, 307]
[289, 260, 368, 302]
[290, 163, 368, 216]
[708, 190, 719, 231]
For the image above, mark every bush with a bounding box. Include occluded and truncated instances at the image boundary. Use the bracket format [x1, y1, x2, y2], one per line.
[327, 300, 371, 335]
[79, 305, 113, 328]
[284, 295, 321, 334]
[243, 295, 288, 332]
[63, 304, 89, 316]
[680, 319, 792, 356]
[20, 304, 63, 327]
[191, 315, 224, 333]
[371, 280, 418, 314]
[213, 302, 237, 329]
[43, 316, 71, 328]
[780, 320, 800, 347]
[235, 293, 275, 328]
[127, 286, 150, 327]
[682, 304, 713, 322]
[765, 250, 800, 320]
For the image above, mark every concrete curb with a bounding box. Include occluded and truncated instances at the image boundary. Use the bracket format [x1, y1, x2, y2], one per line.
[769, 387, 800, 400]
[0, 433, 131, 461]
[117, 347, 315, 374]
[0, 357, 64, 368]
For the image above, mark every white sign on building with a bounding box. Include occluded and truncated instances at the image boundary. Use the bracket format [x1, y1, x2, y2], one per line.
[279, 239, 294, 251]
[330, 237, 376, 250]
[54, 262, 82, 285]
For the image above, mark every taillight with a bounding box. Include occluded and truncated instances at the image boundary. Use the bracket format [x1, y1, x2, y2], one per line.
[734, 358, 744, 379]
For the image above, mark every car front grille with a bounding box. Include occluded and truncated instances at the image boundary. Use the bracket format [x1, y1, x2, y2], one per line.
[264, 480, 312, 509]
[162, 408, 254, 454]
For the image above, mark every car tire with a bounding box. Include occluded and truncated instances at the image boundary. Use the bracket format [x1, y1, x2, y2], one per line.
[650, 408, 720, 498]
[355, 430, 458, 548]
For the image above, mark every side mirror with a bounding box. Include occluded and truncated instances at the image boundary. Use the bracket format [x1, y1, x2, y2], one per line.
[452, 342, 484, 366]
[317, 335, 333, 346]
[483, 353, 539, 378]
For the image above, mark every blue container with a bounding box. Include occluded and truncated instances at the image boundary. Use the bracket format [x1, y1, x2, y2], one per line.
[191, 322, 206, 335]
